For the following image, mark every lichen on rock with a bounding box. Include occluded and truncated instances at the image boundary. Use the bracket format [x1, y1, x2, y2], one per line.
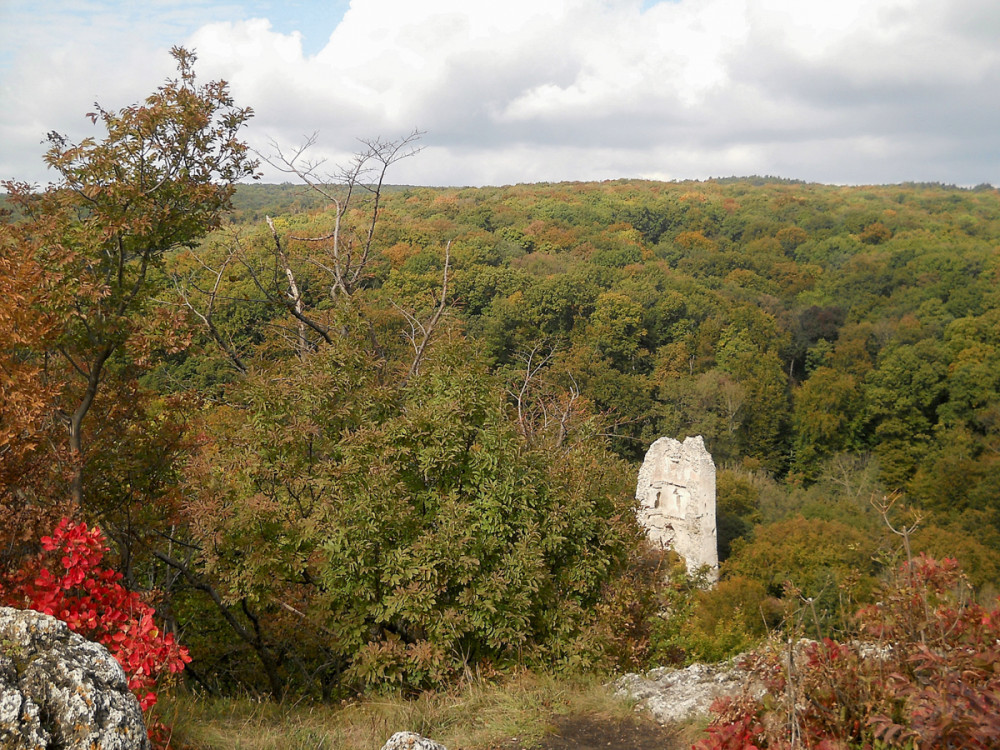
[380, 731, 448, 750]
[615, 660, 746, 724]
[0, 606, 149, 750]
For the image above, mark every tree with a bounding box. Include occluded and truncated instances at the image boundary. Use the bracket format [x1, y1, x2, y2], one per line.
[715, 327, 789, 472]
[0, 204, 74, 563]
[2, 46, 257, 507]
[176, 332, 642, 695]
[790, 366, 863, 481]
[588, 291, 648, 369]
[724, 516, 881, 616]
[175, 131, 426, 368]
[863, 339, 948, 488]
[261, 130, 422, 300]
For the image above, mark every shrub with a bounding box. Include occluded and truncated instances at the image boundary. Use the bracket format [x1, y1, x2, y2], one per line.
[694, 554, 1000, 749]
[179, 337, 646, 695]
[0, 518, 190, 746]
[648, 572, 780, 666]
[723, 516, 881, 626]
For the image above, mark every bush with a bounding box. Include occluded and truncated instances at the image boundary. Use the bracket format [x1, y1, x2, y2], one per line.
[0, 518, 190, 747]
[179, 337, 647, 694]
[694, 554, 1000, 749]
[723, 516, 882, 626]
[649, 571, 780, 666]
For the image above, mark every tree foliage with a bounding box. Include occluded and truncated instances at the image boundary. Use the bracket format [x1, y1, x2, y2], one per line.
[1, 45, 256, 510]
[179, 330, 642, 694]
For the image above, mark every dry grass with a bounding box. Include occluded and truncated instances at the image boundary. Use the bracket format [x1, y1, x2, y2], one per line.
[154, 670, 642, 750]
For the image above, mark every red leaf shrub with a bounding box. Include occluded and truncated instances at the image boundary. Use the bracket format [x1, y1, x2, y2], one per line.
[696, 554, 1000, 749]
[0, 518, 190, 742]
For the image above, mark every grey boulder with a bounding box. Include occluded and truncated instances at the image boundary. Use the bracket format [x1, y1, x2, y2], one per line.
[615, 660, 746, 723]
[0, 606, 150, 749]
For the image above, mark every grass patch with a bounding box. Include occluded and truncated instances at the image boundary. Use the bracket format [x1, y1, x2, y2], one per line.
[154, 670, 642, 750]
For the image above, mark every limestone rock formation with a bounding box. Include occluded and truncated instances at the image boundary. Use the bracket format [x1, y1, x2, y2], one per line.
[0, 606, 150, 750]
[636, 435, 718, 581]
[615, 660, 746, 723]
[381, 731, 448, 750]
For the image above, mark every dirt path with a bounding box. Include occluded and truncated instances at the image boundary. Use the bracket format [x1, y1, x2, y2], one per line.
[492, 715, 689, 750]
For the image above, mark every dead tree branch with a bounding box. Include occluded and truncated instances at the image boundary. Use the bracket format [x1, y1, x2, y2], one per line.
[395, 241, 451, 383]
[257, 130, 423, 299]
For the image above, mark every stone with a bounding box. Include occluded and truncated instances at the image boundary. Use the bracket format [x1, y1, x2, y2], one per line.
[0, 606, 150, 750]
[615, 660, 746, 724]
[381, 731, 448, 750]
[636, 436, 718, 582]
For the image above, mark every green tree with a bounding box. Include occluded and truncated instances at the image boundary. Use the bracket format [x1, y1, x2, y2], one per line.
[790, 367, 863, 480]
[716, 328, 789, 472]
[863, 340, 948, 488]
[588, 291, 647, 369]
[725, 516, 881, 621]
[179, 330, 643, 694]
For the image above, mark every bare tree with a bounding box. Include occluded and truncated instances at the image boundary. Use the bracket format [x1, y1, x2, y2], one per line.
[177, 131, 441, 366]
[261, 130, 423, 299]
[505, 342, 585, 449]
[172, 244, 249, 374]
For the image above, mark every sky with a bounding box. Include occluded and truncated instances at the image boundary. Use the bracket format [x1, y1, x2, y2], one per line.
[2, 0, 999, 187]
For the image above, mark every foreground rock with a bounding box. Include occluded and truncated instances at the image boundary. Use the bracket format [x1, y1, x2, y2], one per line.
[381, 731, 448, 750]
[615, 660, 745, 724]
[636, 436, 719, 583]
[0, 606, 149, 750]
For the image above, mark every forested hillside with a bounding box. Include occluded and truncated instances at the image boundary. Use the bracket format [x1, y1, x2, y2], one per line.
[2, 55, 999, 749]
[220, 176, 1000, 571]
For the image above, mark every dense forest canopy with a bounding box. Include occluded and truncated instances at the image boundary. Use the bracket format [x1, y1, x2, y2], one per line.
[148, 173, 1000, 685]
[2, 54, 999, 712]
[223, 174, 1000, 507]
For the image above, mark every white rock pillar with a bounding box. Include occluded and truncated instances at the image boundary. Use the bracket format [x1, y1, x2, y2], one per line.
[636, 436, 718, 583]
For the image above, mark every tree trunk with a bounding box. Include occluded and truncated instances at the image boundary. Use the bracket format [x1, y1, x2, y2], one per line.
[67, 343, 114, 505]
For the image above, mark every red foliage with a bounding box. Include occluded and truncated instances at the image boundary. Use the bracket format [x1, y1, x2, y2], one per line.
[696, 554, 1000, 749]
[0, 518, 190, 717]
[692, 696, 764, 750]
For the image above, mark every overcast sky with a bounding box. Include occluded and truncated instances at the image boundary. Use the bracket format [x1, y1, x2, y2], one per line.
[2, 0, 999, 187]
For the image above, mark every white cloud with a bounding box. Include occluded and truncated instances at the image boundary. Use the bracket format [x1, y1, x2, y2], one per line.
[3, 0, 1000, 186]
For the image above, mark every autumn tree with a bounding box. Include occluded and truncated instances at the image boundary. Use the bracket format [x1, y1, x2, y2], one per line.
[1, 46, 257, 512]
[0, 203, 75, 561]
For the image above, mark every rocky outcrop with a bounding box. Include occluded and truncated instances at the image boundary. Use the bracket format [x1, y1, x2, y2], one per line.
[615, 660, 745, 724]
[636, 436, 718, 582]
[0, 606, 149, 750]
[381, 731, 448, 750]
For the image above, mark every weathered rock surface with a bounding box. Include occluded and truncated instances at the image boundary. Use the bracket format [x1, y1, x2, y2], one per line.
[615, 661, 745, 724]
[381, 731, 448, 750]
[0, 606, 150, 750]
[636, 435, 718, 582]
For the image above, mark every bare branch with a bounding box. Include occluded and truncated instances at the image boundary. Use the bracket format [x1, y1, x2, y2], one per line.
[555, 373, 581, 448]
[506, 342, 557, 439]
[267, 215, 310, 356]
[259, 130, 423, 299]
[171, 251, 248, 374]
[404, 241, 450, 382]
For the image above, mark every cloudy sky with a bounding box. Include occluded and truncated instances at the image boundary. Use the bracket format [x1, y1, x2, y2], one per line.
[2, 0, 999, 187]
